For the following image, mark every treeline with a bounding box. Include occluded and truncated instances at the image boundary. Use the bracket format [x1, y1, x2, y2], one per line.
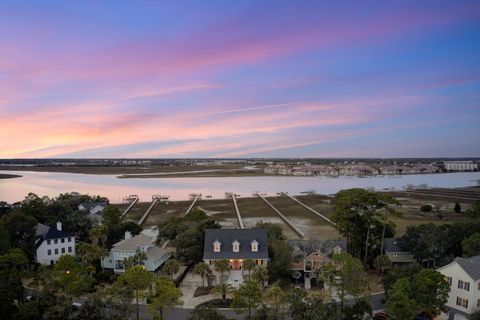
[0, 192, 144, 320]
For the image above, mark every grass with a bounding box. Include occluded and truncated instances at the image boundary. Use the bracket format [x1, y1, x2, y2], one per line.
[0, 164, 265, 177]
[113, 192, 476, 239]
[0, 173, 22, 179]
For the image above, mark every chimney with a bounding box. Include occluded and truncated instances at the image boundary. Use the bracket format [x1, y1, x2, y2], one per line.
[125, 231, 132, 240]
[56, 221, 62, 231]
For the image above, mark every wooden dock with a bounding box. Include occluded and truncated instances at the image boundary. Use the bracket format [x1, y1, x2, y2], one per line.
[282, 192, 336, 226]
[256, 194, 306, 239]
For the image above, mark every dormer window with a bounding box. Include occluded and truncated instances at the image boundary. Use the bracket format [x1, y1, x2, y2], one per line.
[333, 245, 342, 254]
[213, 240, 221, 252]
[251, 240, 259, 252]
[232, 240, 240, 253]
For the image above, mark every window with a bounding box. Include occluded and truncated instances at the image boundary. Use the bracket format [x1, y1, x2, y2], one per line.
[68, 237, 72, 243]
[232, 241, 240, 253]
[333, 246, 342, 254]
[446, 276, 452, 286]
[458, 280, 470, 291]
[61, 238, 65, 243]
[47, 249, 51, 256]
[54, 239, 58, 244]
[68, 247, 72, 253]
[213, 241, 221, 252]
[61, 248, 65, 253]
[456, 297, 468, 308]
[47, 240, 51, 245]
[54, 249, 58, 254]
[251, 240, 259, 252]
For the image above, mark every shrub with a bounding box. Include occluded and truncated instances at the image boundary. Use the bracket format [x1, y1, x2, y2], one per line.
[420, 205, 433, 212]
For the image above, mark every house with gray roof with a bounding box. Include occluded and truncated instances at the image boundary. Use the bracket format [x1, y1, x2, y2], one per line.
[35, 222, 75, 265]
[288, 239, 346, 289]
[383, 237, 415, 264]
[203, 228, 268, 287]
[101, 231, 170, 273]
[437, 255, 480, 320]
[79, 201, 107, 215]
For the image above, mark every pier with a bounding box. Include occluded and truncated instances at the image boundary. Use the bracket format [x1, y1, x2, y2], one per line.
[256, 193, 306, 239]
[185, 193, 202, 215]
[227, 192, 244, 228]
[120, 195, 139, 219]
[138, 195, 167, 225]
[281, 192, 336, 226]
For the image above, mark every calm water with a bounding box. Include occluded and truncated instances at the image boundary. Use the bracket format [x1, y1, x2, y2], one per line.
[0, 170, 479, 203]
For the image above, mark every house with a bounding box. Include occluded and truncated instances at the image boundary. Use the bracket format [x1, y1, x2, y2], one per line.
[79, 201, 108, 222]
[288, 239, 347, 289]
[437, 255, 480, 320]
[101, 231, 170, 273]
[203, 228, 269, 287]
[383, 238, 415, 264]
[35, 222, 76, 265]
[78, 201, 108, 215]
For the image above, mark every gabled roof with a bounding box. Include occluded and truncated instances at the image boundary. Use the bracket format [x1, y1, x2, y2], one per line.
[203, 229, 268, 260]
[112, 233, 154, 251]
[35, 223, 72, 249]
[384, 238, 408, 253]
[79, 202, 107, 211]
[453, 255, 480, 280]
[288, 239, 347, 258]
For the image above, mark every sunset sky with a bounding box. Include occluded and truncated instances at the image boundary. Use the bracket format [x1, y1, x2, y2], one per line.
[1, 1, 480, 158]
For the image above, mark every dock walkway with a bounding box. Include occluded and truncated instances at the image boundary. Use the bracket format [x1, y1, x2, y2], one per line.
[256, 194, 306, 239]
[231, 194, 244, 228]
[282, 192, 336, 226]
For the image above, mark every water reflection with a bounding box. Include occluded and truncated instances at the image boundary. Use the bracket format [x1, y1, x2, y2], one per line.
[0, 170, 479, 203]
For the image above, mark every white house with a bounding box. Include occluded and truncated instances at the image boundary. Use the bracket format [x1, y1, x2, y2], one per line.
[35, 222, 76, 265]
[437, 255, 480, 320]
[101, 231, 170, 273]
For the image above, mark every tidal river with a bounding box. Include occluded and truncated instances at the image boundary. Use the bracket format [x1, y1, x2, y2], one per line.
[0, 170, 479, 203]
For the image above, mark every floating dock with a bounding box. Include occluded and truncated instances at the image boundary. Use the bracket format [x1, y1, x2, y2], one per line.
[281, 192, 336, 226]
[256, 193, 306, 239]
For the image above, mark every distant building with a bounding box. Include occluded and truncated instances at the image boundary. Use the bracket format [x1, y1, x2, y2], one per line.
[203, 228, 269, 287]
[383, 238, 415, 264]
[289, 239, 346, 289]
[79, 201, 108, 215]
[101, 231, 170, 273]
[35, 222, 75, 265]
[444, 161, 478, 171]
[79, 201, 108, 222]
[437, 255, 480, 320]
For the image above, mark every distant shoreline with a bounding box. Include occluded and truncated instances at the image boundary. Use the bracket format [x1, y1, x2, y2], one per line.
[0, 173, 22, 179]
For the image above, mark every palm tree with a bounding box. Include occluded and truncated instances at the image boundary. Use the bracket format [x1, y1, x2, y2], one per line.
[212, 283, 235, 302]
[164, 259, 180, 280]
[377, 196, 401, 256]
[252, 266, 269, 292]
[243, 259, 256, 278]
[89, 225, 107, 247]
[214, 259, 230, 299]
[194, 261, 211, 288]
